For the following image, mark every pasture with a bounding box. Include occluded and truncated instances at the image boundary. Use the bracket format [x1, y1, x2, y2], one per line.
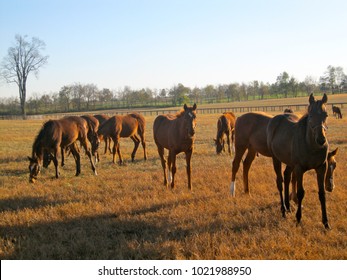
[0, 103, 346, 259]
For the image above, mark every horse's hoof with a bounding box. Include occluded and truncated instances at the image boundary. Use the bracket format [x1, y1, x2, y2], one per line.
[324, 223, 331, 230]
[94, 170, 98, 176]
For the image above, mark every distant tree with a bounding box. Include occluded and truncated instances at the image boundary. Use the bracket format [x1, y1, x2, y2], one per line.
[276, 71, 290, 97]
[303, 76, 318, 95]
[319, 65, 346, 93]
[0, 35, 49, 119]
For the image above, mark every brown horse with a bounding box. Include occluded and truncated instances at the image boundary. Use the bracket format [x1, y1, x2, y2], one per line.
[153, 104, 197, 190]
[81, 114, 100, 162]
[267, 93, 333, 229]
[43, 115, 100, 167]
[332, 105, 342, 119]
[29, 116, 97, 183]
[230, 112, 274, 196]
[214, 111, 236, 155]
[97, 113, 147, 164]
[94, 114, 112, 154]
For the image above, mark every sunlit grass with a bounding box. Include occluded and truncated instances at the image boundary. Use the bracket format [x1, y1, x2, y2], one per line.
[0, 102, 346, 259]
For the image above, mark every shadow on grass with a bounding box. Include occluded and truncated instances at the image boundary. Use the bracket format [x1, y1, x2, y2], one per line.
[0, 195, 283, 260]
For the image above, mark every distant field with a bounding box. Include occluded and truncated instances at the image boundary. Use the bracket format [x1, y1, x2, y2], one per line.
[0, 97, 346, 259]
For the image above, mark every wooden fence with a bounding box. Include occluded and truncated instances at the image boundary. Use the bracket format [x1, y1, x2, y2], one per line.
[0, 102, 345, 120]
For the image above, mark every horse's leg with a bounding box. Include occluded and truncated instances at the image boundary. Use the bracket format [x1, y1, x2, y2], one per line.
[115, 139, 123, 165]
[231, 129, 235, 154]
[272, 157, 286, 218]
[169, 150, 177, 189]
[139, 132, 147, 160]
[230, 145, 247, 197]
[185, 148, 193, 190]
[156, 145, 168, 187]
[242, 149, 256, 195]
[295, 166, 305, 226]
[226, 131, 232, 155]
[70, 143, 81, 176]
[61, 147, 65, 167]
[53, 148, 59, 178]
[130, 135, 140, 162]
[284, 165, 293, 212]
[316, 162, 330, 229]
[104, 138, 108, 154]
[80, 139, 97, 175]
[290, 172, 298, 204]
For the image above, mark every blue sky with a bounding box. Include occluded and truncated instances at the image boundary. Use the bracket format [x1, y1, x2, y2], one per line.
[0, 0, 346, 98]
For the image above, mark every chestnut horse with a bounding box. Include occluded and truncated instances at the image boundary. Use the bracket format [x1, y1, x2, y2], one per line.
[28, 116, 97, 183]
[267, 93, 333, 229]
[230, 112, 276, 197]
[332, 105, 342, 119]
[97, 113, 147, 164]
[153, 104, 197, 190]
[43, 115, 100, 167]
[214, 111, 236, 155]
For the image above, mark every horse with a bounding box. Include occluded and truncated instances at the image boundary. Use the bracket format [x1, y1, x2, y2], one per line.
[28, 116, 97, 183]
[332, 105, 342, 119]
[43, 115, 100, 167]
[267, 93, 333, 229]
[284, 108, 294, 114]
[97, 113, 147, 164]
[153, 103, 197, 190]
[81, 114, 100, 162]
[230, 112, 276, 197]
[214, 111, 236, 155]
[94, 114, 112, 154]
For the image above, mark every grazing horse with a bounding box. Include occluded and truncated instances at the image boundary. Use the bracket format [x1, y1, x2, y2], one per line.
[214, 112, 236, 155]
[332, 105, 342, 119]
[43, 115, 100, 167]
[94, 114, 112, 154]
[267, 93, 333, 229]
[153, 104, 197, 190]
[81, 115, 100, 162]
[28, 116, 97, 183]
[97, 113, 147, 164]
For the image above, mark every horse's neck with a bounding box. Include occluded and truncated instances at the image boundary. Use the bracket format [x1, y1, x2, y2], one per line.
[32, 138, 43, 161]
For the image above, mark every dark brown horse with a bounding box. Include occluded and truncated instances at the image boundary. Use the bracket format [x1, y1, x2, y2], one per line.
[153, 104, 197, 190]
[28, 116, 97, 183]
[267, 93, 333, 229]
[97, 113, 147, 164]
[214, 111, 236, 155]
[94, 114, 112, 154]
[332, 105, 342, 119]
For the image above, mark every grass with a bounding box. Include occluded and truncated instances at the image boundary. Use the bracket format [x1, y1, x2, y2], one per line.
[0, 100, 346, 260]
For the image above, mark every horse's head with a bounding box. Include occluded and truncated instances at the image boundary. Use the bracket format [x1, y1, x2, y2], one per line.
[28, 156, 42, 183]
[308, 93, 328, 146]
[90, 132, 100, 156]
[325, 148, 338, 192]
[214, 137, 225, 154]
[183, 103, 197, 138]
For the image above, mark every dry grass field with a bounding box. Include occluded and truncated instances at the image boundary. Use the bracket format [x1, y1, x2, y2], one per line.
[0, 98, 346, 260]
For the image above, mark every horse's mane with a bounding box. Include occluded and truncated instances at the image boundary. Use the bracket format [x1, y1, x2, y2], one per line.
[32, 120, 54, 157]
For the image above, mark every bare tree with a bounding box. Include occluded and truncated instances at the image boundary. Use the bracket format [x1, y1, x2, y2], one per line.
[0, 35, 49, 119]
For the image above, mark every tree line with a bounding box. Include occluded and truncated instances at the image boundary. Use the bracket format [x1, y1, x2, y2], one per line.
[1, 66, 347, 116]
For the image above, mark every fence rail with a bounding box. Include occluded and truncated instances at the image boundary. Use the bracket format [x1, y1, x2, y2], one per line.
[0, 102, 345, 120]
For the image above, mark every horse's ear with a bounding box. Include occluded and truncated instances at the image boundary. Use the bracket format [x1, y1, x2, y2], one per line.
[322, 93, 328, 104]
[184, 104, 188, 111]
[213, 138, 217, 143]
[193, 103, 197, 110]
[309, 93, 315, 104]
[329, 147, 338, 157]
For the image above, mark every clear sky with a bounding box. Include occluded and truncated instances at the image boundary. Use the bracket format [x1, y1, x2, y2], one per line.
[0, 0, 346, 98]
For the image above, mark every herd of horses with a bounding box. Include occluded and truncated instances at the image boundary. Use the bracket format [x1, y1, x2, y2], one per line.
[28, 94, 340, 229]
